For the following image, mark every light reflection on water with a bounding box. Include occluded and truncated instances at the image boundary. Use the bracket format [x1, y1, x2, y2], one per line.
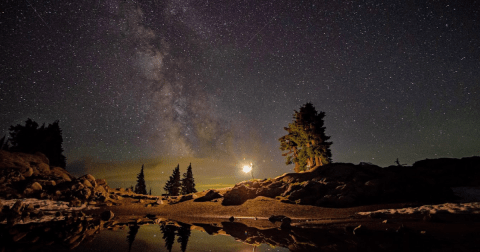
[2, 215, 466, 251]
[71, 224, 287, 252]
[0, 221, 288, 252]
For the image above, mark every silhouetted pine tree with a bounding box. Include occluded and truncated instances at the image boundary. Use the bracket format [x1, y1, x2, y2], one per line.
[43, 121, 66, 168]
[160, 223, 176, 252]
[177, 223, 191, 252]
[135, 164, 147, 194]
[164, 164, 181, 196]
[127, 224, 140, 252]
[181, 163, 197, 195]
[8, 119, 66, 168]
[149, 188, 152, 195]
[0, 135, 9, 150]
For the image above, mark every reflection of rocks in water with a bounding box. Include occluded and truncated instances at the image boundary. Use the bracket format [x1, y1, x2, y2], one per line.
[0, 210, 120, 252]
[221, 222, 294, 249]
[127, 224, 140, 252]
[198, 222, 449, 252]
[159, 222, 192, 252]
[1, 216, 98, 251]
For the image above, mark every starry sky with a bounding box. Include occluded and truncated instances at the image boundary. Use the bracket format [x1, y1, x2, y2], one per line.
[1, 0, 479, 193]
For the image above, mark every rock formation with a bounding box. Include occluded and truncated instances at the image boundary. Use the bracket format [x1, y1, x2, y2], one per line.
[0, 150, 109, 203]
[222, 157, 480, 207]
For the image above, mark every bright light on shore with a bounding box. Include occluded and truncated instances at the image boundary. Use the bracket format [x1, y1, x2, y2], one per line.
[242, 163, 252, 173]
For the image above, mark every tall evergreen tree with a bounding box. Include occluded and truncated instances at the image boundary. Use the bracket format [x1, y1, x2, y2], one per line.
[181, 163, 197, 195]
[164, 164, 181, 196]
[42, 121, 66, 168]
[135, 164, 147, 195]
[279, 103, 333, 172]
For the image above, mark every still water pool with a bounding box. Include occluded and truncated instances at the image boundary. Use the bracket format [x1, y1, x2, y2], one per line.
[1, 216, 457, 251]
[1, 219, 289, 252]
[65, 224, 288, 252]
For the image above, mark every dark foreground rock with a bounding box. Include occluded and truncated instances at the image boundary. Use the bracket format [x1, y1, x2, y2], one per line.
[222, 157, 480, 207]
[0, 150, 112, 204]
[194, 190, 223, 202]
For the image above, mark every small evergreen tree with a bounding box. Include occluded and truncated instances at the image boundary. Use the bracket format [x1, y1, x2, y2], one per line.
[164, 164, 181, 196]
[135, 164, 147, 195]
[181, 163, 197, 195]
[279, 103, 333, 172]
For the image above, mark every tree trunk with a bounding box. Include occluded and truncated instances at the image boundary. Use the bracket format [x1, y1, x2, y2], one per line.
[294, 162, 301, 173]
[307, 157, 314, 169]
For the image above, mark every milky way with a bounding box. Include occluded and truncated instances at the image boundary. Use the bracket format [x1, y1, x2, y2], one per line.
[1, 0, 479, 190]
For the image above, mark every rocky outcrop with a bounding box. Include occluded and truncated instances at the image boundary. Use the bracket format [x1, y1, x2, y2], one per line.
[223, 157, 480, 207]
[0, 150, 109, 203]
[194, 190, 223, 202]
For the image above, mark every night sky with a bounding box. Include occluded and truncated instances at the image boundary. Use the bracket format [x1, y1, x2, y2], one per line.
[1, 0, 479, 193]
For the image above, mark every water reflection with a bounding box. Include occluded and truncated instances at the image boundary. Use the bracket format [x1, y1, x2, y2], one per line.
[160, 223, 176, 251]
[177, 223, 191, 252]
[127, 224, 140, 252]
[159, 222, 192, 252]
[0, 214, 476, 251]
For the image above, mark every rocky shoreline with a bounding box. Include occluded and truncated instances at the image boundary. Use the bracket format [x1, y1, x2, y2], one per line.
[2, 150, 480, 209]
[2, 150, 480, 251]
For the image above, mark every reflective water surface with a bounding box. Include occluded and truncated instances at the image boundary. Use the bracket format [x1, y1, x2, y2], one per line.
[0, 218, 288, 252]
[1, 215, 478, 252]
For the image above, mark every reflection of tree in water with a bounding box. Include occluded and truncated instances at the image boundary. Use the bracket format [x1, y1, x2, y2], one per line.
[159, 223, 192, 252]
[177, 223, 191, 252]
[160, 223, 176, 252]
[127, 224, 140, 252]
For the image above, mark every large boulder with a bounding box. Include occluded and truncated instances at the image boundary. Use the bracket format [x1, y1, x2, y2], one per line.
[79, 174, 96, 188]
[222, 185, 257, 205]
[194, 190, 223, 202]
[29, 182, 43, 191]
[51, 167, 72, 182]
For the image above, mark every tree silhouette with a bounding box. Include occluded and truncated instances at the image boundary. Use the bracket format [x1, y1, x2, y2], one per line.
[177, 223, 191, 252]
[164, 164, 181, 196]
[160, 223, 176, 252]
[8, 119, 66, 168]
[279, 103, 332, 172]
[135, 164, 147, 194]
[0, 135, 9, 150]
[127, 224, 140, 252]
[181, 163, 197, 195]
